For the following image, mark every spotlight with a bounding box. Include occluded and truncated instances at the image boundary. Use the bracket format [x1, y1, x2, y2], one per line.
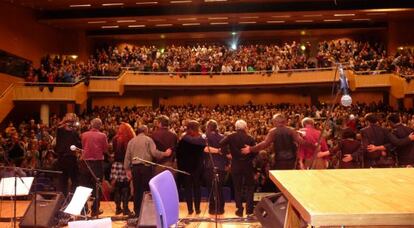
[231, 43, 237, 50]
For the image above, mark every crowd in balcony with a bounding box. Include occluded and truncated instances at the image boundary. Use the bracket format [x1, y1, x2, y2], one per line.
[24, 40, 414, 83]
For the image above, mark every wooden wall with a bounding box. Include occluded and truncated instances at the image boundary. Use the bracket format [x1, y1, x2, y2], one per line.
[90, 88, 389, 108]
[0, 2, 88, 66]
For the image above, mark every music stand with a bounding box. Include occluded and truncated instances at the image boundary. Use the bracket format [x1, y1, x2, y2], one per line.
[0, 177, 34, 228]
[61, 186, 93, 220]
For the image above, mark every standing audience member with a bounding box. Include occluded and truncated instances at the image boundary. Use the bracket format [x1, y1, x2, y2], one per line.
[220, 119, 256, 217]
[81, 118, 108, 217]
[110, 122, 135, 216]
[54, 113, 81, 196]
[124, 125, 172, 216]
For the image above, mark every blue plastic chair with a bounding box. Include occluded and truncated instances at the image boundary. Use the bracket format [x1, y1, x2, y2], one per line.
[149, 170, 179, 228]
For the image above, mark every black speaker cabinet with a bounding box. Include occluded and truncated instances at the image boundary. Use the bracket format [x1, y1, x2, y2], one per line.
[254, 193, 287, 228]
[137, 192, 157, 228]
[20, 192, 64, 228]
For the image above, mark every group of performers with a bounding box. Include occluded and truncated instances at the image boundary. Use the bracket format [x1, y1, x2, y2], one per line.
[54, 111, 414, 219]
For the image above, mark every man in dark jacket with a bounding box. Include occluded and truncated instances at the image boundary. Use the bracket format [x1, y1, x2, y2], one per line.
[151, 115, 178, 175]
[387, 113, 414, 167]
[55, 113, 81, 196]
[220, 119, 256, 217]
[361, 113, 392, 168]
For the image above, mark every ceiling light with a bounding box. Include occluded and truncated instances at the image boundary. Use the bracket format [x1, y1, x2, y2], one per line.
[128, 24, 146, 28]
[210, 22, 228, 25]
[102, 3, 124, 6]
[208, 17, 228, 20]
[88, 21, 107, 24]
[239, 21, 256, 24]
[295, 20, 313, 23]
[170, 0, 192, 3]
[155, 24, 173, 26]
[324, 19, 342, 22]
[334, 13, 355, 17]
[240, 16, 259, 19]
[177, 17, 197, 21]
[267, 20, 285, 23]
[136, 1, 158, 4]
[303, 14, 322, 17]
[205, 0, 227, 2]
[231, 32, 237, 35]
[102, 25, 119, 28]
[364, 8, 411, 13]
[69, 4, 91, 7]
[117, 20, 137, 23]
[147, 18, 166, 22]
[352, 18, 371, 21]
[182, 23, 200, 26]
[271, 15, 291, 18]
[366, 12, 387, 16]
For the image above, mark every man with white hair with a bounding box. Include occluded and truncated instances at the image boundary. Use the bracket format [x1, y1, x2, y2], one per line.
[80, 117, 109, 217]
[220, 119, 256, 217]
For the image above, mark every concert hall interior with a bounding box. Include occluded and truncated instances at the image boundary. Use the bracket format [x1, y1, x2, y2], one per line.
[1, 0, 414, 227]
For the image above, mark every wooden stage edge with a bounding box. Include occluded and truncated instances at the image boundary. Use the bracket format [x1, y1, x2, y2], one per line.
[0, 200, 260, 228]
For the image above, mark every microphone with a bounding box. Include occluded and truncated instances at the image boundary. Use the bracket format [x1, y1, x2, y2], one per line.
[70, 145, 83, 152]
[338, 64, 352, 107]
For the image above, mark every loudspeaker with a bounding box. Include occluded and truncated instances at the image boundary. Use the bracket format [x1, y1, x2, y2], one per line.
[20, 192, 64, 228]
[137, 192, 157, 228]
[254, 193, 287, 228]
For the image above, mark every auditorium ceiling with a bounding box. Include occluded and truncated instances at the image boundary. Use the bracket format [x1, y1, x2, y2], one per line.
[4, 0, 414, 38]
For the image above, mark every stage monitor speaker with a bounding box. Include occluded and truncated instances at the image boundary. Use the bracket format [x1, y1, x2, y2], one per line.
[137, 192, 157, 228]
[254, 193, 287, 228]
[20, 192, 64, 228]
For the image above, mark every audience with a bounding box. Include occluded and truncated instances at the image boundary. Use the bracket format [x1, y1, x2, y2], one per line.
[1, 101, 413, 192]
[24, 40, 414, 83]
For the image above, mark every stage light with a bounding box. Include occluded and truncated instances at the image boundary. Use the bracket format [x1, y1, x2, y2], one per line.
[160, 34, 166, 39]
[232, 32, 237, 35]
[300, 45, 306, 51]
[231, 43, 237, 50]
[71, 55, 78, 60]
[160, 48, 165, 53]
[300, 30, 306, 36]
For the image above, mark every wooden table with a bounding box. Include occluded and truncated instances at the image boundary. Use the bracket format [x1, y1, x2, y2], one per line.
[269, 168, 414, 227]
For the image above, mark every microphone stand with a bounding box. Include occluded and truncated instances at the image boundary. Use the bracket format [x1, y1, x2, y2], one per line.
[78, 156, 102, 218]
[132, 157, 190, 176]
[310, 63, 347, 169]
[204, 133, 220, 228]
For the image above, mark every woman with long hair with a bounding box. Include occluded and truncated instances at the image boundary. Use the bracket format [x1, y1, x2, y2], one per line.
[110, 122, 135, 215]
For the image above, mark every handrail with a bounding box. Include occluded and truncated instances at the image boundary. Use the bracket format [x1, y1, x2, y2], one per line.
[90, 76, 120, 80]
[353, 70, 389, 75]
[126, 66, 337, 75]
[17, 77, 85, 87]
[0, 83, 15, 98]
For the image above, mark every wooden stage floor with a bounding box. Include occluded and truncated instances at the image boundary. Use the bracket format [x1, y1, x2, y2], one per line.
[0, 200, 261, 228]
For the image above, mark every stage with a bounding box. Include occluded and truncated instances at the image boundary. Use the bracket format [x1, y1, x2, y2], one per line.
[0, 201, 260, 228]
